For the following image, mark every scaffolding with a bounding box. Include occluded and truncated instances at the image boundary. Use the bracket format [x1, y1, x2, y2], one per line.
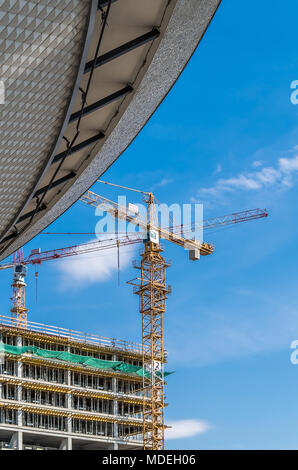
[0, 320, 146, 449]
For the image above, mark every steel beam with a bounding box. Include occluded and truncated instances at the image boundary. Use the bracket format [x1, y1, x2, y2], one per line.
[18, 205, 47, 224]
[98, 0, 118, 8]
[69, 86, 133, 123]
[0, 232, 17, 244]
[52, 132, 105, 164]
[34, 172, 76, 198]
[0, 205, 47, 245]
[84, 29, 160, 74]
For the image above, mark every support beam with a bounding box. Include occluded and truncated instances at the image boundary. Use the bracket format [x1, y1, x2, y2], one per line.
[0, 232, 17, 245]
[98, 0, 118, 8]
[69, 86, 133, 123]
[34, 172, 76, 198]
[52, 132, 104, 164]
[18, 204, 47, 224]
[84, 29, 160, 74]
[0, 204, 47, 247]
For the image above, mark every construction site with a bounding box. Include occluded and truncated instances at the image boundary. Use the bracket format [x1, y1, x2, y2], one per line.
[0, 315, 145, 450]
[0, 0, 272, 453]
[0, 180, 267, 450]
[0, 0, 226, 450]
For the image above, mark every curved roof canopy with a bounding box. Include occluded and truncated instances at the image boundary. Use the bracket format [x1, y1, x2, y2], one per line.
[0, 0, 221, 259]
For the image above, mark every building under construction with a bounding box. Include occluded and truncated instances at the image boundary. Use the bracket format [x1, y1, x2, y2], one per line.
[0, 315, 146, 450]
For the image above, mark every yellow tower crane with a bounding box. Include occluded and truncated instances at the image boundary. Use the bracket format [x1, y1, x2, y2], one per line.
[0, 179, 267, 450]
[80, 180, 267, 450]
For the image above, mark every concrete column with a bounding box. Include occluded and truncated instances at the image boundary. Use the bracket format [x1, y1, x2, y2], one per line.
[67, 393, 72, 434]
[112, 354, 118, 441]
[16, 336, 23, 427]
[66, 345, 72, 435]
[17, 408, 22, 427]
[59, 437, 72, 450]
[16, 336, 23, 378]
[10, 430, 22, 450]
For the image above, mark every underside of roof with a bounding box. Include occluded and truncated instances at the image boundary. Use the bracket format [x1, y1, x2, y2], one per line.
[0, 0, 222, 260]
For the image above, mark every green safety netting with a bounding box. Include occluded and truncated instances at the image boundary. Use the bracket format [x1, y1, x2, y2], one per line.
[0, 342, 172, 379]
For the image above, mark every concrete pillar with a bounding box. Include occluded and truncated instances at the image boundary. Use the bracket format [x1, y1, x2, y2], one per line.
[65, 345, 72, 436]
[16, 336, 23, 379]
[107, 441, 118, 450]
[10, 430, 22, 450]
[67, 393, 72, 434]
[59, 437, 72, 450]
[16, 336, 23, 427]
[112, 354, 118, 441]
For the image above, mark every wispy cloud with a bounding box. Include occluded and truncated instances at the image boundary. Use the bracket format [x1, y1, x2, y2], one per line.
[252, 160, 263, 168]
[55, 238, 136, 288]
[165, 419, 211, 440]
[213, 164, 222, 175]
[199, 153, 298, 196]
[151, 177, 174, 190]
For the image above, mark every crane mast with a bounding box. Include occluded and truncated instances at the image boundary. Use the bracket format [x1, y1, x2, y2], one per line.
[128, 193, 170, 449]
[10, 249, 28, 329]
[0, 178, 267, 450]
[130, 241, 170, 449]
[80, 183, 268, 450]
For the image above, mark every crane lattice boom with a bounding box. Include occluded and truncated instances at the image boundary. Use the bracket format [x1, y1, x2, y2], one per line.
[0, 177, 268, 450]
[79, 182, 268, 450]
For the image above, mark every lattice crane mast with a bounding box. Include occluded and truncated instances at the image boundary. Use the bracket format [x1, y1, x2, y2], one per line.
[0, 181, 268, 450]
[0, 248, 28, 329]
[80, 180, 268, 450]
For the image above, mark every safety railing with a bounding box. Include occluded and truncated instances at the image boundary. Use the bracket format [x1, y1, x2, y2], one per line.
[0, 314, 142, 355]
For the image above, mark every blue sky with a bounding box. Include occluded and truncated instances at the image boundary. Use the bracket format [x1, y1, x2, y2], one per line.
[1, 0, 298, 449]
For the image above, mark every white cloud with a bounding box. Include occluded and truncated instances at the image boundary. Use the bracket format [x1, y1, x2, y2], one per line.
[152, 177, 174, 190]
[55, 238, 136, 287]
[166, 419, 211, 440]
[279, 155, 298, 172]
[213, 164, 222, 175]
[252, 160, 263, 168]
[217, 174, 262, 190]
[199, 152, 298, 197]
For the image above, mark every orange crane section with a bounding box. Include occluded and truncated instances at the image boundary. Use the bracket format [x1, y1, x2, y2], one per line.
[0, 235, 142, 328]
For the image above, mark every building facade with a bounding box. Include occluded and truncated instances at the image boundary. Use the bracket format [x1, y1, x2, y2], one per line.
[0, 315, 144, 450]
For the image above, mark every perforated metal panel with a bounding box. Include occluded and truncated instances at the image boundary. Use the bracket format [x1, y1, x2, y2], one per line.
[0, 0, 222, 259]
[0, 0, 91, 234]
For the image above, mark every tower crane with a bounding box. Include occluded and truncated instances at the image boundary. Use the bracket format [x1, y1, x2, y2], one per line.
[0, 181, 267, 450]
[79, 180, 268, 450]
[0, 248, 29, 329]
[0, 235, 142, 329]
